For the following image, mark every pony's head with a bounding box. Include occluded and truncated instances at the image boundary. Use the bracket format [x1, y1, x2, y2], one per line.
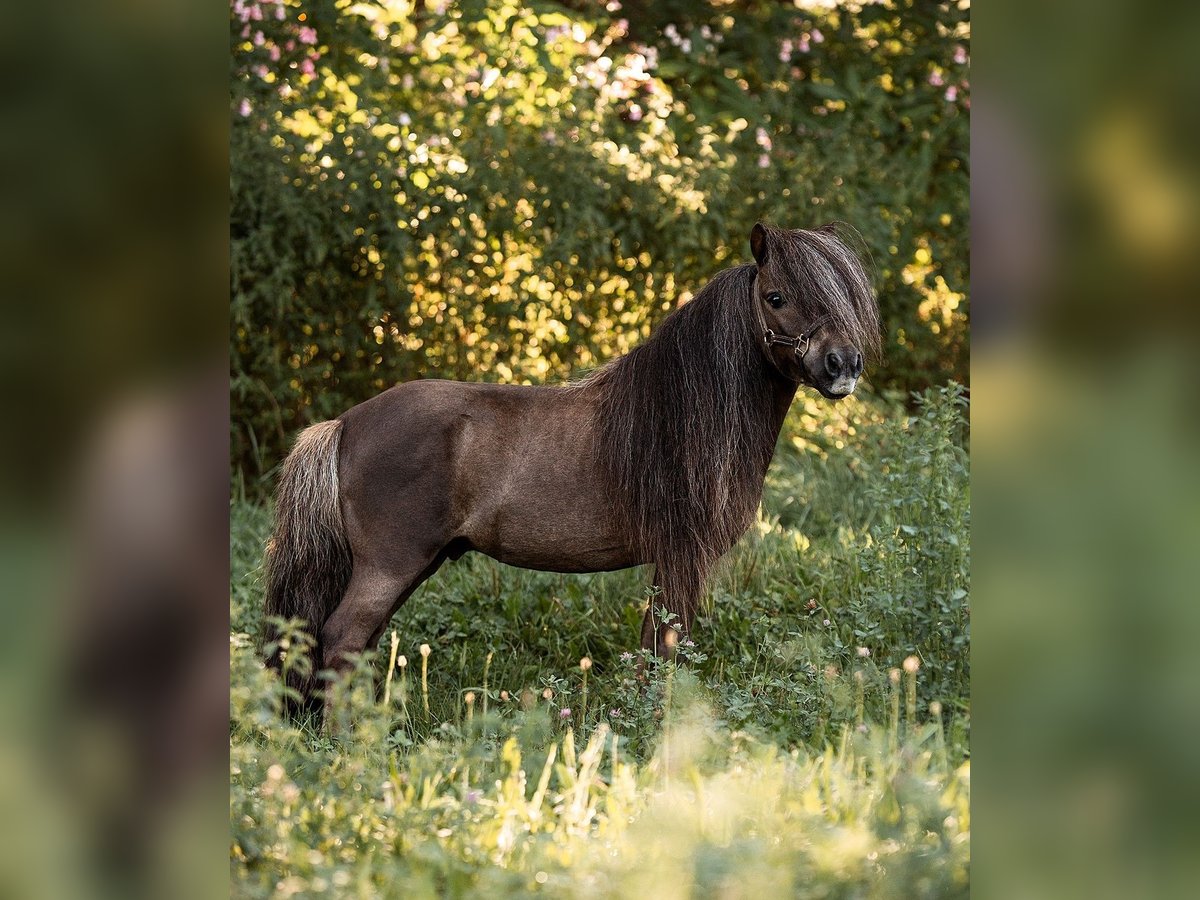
[749, 222, 881, 399]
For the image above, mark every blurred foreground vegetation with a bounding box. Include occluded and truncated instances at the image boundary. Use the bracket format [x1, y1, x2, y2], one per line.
[230, 385, 970, 896]
[231, 0, 969, 487]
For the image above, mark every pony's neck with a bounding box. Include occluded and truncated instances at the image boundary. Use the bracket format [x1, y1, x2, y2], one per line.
[766, 368, 800, 431]
[754, 358, 800, 467]
[666, 263, 800, 439]
[589, 263, 804, 571]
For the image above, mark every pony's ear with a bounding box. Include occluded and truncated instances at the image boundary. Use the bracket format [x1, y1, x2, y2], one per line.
[750, 222, 770, 266]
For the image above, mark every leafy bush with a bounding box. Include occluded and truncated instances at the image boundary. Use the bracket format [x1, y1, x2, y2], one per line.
[230, 0, 968, 488]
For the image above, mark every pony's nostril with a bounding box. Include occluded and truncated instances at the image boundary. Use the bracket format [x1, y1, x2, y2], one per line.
[825, 351, 843, 377]
[852, 352, 863, 377]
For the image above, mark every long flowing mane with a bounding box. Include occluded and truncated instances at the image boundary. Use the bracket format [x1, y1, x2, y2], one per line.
[579, 227, 879, 612]
[579, 264, 778, 609]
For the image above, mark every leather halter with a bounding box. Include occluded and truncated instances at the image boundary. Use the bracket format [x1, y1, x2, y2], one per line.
[751, 275, 831, 376]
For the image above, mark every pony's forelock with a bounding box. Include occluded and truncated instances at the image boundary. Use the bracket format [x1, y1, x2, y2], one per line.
[766, 225, 882, 362]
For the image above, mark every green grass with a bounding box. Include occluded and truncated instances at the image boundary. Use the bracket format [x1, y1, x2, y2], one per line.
[230, 385, 970, 898]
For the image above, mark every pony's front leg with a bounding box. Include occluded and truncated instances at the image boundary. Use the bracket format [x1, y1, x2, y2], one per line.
[637, 567, 697, 661]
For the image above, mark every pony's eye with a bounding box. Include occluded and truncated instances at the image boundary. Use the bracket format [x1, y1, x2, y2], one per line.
[766, 292, 785, 309]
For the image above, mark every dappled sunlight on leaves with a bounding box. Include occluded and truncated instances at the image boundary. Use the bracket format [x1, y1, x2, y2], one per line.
[230, 0, 968, 485]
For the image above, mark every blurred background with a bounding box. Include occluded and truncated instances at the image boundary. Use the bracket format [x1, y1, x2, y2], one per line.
[972, 1, 1200, 898]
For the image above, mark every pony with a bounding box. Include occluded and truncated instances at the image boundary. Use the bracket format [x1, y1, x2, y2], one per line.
[264, 222, 880, 712]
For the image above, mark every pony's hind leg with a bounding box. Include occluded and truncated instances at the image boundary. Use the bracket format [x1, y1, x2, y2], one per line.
[320, 551, 444, 721]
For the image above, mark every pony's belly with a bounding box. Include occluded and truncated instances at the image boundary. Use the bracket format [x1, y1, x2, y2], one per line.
[466, 505, 640, 574]
[481, 543, 640, 574]
[448, 387, 639, 573]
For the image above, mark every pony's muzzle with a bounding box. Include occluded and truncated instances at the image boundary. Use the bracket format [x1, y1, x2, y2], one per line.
[824, 348, 863, 380]
[821, 345, 863, 398]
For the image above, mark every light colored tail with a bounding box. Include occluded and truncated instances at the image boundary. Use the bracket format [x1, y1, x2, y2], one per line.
[263, 420, 352, 713]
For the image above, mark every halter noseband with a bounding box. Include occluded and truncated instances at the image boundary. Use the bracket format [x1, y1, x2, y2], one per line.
[761, 317, 829, 359]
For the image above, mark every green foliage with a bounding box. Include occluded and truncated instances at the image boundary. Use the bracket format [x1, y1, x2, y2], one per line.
[230, 0, 969, 488]
[230, 386, 970, 895]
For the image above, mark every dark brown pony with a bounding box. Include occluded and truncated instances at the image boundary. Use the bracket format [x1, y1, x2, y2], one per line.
[265, 223, 879, 710]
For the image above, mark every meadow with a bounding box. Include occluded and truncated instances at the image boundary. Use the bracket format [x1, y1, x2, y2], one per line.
[229, 383, 969, 897]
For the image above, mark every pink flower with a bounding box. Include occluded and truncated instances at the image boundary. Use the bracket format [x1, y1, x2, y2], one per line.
[945, 85, 958, 102]
[929, 71, 944, 87]
[300, 57, 315, 76]
[779, 39, 793, 62]
[954, 45, 967, 65]
[299, 26, 318, 45]
[237, 98, 252, 117]
[758, 154, 771, 168]
[253, 31, 265, 47]
[275, 5, 286, 20]
[627, 103, 643, 122]
[797, 37, 810, 53]
[269, 45, 280, 62]
[559, 708, 572, 719]
[811, 29, 824, 44]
